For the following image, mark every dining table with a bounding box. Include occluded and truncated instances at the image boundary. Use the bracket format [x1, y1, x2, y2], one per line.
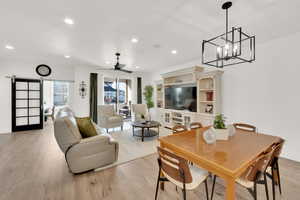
[158, 127, 282, 200]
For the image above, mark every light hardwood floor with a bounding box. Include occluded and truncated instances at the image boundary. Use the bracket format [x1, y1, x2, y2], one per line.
[0, 123, 299, 200]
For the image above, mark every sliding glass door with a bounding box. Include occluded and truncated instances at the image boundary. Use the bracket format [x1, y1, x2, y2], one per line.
[104, 78, 131, 112]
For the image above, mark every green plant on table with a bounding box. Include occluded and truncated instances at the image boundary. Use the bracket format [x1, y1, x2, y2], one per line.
[213, 114, 226, 129]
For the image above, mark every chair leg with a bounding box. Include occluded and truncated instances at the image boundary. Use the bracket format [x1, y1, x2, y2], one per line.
[121, 125, 123, 131]
[155, 169, 161, 200]
[204, 179, 209, 200]
[276, 161, 282, 195]
[264, 173, 270, 200]
[211, 175, 216, 200]
[254, 182, 257, 200]
[272, 168, 276, 200]
[182, 188, 186, 200]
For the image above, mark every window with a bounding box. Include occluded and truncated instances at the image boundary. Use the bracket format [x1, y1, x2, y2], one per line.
[53, 81, 70, 106]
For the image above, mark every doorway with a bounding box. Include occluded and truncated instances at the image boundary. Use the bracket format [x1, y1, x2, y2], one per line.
[104, 77, 132, 118]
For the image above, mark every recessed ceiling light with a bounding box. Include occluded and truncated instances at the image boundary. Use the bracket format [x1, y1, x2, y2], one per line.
[171, 50, 177, 54]
[131, 38, 139, 43]
[5, 45, 15, 50]
[64, 18, 74, 25]
[105, 61, 111, 65]
[64, 55, 71, 58]
[135, 66, 140, 69]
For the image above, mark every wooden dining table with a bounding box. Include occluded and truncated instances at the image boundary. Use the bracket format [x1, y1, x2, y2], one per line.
[158, 127, 281, 200]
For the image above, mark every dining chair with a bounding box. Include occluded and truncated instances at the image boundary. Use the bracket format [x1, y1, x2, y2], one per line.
[190, 122, 203, 130]
[211, 149, 274, 200]
[233, 123, 257, 133]
[155, 147, 209, 200]
[172, 124, 187, 134]
[266, 139, 285, 200]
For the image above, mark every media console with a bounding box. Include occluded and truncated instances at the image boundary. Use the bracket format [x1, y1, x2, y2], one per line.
[154, 66, 223, 128]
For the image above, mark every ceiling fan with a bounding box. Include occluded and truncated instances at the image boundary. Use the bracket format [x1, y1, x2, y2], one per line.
[97, 53, 133, 73]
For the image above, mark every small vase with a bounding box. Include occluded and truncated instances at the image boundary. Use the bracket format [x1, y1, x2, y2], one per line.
[203, 128, 217, 144]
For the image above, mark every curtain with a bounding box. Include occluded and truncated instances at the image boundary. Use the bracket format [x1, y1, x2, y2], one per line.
[90, 73, 98, 123]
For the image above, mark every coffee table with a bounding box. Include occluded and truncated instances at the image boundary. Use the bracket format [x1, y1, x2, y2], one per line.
[132, 121, 160, 142]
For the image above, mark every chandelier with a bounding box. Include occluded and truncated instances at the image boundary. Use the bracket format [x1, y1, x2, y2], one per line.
[202, 1, 255, 68]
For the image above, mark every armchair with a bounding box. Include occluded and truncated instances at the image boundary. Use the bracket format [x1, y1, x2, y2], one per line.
[131, 104, 150, 122]
[98, 105, 124, 133]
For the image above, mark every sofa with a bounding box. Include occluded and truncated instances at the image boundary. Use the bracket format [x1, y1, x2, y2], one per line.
[53, 107, 119, 174]
[131, 104, 150, 121]
[98, 105, 124, 132]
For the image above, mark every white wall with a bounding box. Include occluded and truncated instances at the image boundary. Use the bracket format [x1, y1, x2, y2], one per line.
[0, 60, 75, 134]
[73, 66, 152, 117]
[150, 32, 300, 162]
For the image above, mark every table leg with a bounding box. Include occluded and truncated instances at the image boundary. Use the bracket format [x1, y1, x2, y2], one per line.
[132, 126, 134, 136]
[142, 128, 144, 142]
[225, 178, 236, 200]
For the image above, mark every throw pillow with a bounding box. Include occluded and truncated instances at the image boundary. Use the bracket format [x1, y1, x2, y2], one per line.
[75, 117, 98, 138]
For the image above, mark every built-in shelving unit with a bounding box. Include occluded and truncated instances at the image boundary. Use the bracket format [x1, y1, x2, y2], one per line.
[156, 83, 163, 108]
[156, 66, 223, 128]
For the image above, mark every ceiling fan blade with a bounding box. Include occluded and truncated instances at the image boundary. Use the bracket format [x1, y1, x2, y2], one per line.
[96, 68, 114, 71]
[118, 64, 126, 69]
[118, 69, 133, 73]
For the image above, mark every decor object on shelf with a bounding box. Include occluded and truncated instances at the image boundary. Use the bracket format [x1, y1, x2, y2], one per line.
[205, 104, 214, 114]
[206, 91, 214, 101]
[143, 85, 154, 110]
[36, 64, 52, 77]
[203, 128, 217, 144]
[202, 1, 255, 68]
[213, 114, 229, 140]
[79, 81, 87, 99]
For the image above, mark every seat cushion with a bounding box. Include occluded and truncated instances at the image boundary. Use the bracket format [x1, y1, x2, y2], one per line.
[162, 165, 208, 190]
[236, 177, 254, 188]
[76, 117, 98, 138]
[109, 116, 122, 123]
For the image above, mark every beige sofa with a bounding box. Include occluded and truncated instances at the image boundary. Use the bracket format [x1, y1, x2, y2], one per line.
[131, 104, 150, 121]
[98, 105, 124, 133]
[53, 107, 119, 174]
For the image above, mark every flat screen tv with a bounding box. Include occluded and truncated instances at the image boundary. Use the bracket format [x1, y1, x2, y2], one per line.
[165, 84, 197, 112]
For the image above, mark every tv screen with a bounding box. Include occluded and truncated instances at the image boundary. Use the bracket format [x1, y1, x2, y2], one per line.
[165, 85, 197, 112]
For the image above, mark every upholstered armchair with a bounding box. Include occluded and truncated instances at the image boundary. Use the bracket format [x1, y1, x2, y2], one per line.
[98, 105, 124, 132]
[131, 104, 150, 122]
[53, 107, 119, 174]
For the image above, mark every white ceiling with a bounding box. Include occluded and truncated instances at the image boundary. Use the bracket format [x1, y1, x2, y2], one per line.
[0, 0, 299, 72]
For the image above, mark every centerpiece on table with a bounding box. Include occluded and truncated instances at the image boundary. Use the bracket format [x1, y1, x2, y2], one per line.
[212, 114, 236, 140]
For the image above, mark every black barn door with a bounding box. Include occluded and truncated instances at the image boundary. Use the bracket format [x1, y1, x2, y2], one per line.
[12, 78, 43, 132]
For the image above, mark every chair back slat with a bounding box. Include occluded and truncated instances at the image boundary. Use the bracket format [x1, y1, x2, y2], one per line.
[233, 123, 257, 132]
[190, 122, 203, 130]
[157, 147, 192, 184]
[242, 149, 274, 182]
[172, 124, 187, 134]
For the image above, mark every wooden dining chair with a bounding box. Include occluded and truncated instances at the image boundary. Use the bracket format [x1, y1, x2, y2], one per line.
[211, 149, 274, 200]
[266, 139, 285, 200]
[190, 122, 203, 130]
[233, 123, 257, 133]
[172, 124, 187, 134]
[155, 147, 209, 200]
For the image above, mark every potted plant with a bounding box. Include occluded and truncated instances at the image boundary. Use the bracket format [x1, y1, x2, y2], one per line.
[213, 114, 229, 140]
[143, 85, 154, 121]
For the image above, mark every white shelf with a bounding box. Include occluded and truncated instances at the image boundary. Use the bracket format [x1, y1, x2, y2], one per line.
[199, 88, 215, 91]
[164, 81, 196, 86]
[199, 101, 215, 103]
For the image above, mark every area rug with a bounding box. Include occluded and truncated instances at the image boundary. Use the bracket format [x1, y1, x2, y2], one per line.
[94, 122, 170, 172]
